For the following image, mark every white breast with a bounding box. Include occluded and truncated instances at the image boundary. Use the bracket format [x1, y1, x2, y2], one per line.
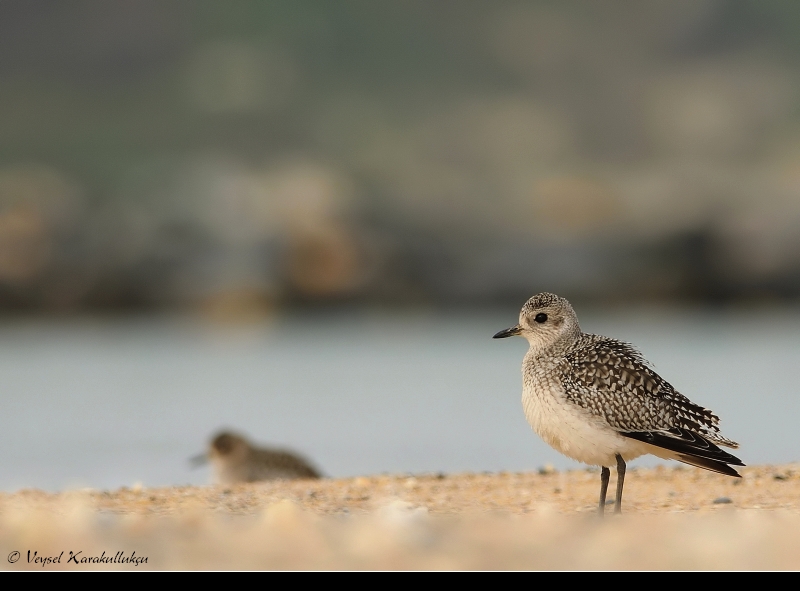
[521, 360, 651, 467]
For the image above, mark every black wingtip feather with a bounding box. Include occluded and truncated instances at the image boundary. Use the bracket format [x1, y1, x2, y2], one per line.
[621, 429, 745, 477]
[675, 454, 742, 478]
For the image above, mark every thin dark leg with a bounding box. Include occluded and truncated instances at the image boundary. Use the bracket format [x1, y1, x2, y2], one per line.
[614, 454, 626, 514]
[598, 466, 610, 516]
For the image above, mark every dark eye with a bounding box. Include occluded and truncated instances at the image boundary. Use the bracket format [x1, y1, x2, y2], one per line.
[534, 313, 548, 323]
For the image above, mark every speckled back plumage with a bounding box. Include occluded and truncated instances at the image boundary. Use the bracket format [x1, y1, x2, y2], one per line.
[558, 334, 738, 448]
[249, 448, 322, 480]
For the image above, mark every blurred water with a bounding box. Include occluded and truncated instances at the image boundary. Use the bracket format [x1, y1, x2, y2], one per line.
[1, 307, 798, 492]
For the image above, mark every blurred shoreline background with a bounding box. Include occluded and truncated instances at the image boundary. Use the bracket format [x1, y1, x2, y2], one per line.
[2, 2, 800, 491]
[2, 1, 800, 315]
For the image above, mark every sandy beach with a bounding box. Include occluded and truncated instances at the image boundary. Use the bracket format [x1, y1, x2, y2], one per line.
[2, 463, 799, 570]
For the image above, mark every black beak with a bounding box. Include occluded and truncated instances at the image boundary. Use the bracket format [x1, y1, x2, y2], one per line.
[493, 325, 521, 339]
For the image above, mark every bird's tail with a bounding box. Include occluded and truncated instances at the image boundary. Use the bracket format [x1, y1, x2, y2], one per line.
[674, 453, 742, 477]
[622, 428, 744, 477]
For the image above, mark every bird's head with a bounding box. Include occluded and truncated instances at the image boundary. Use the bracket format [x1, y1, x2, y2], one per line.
[210, 431, 250, 462]
[493, 292, 581, 354]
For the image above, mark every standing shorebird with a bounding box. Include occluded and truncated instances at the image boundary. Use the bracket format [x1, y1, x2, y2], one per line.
[193, 431, 322, 484]
[493, 292, 743, 515]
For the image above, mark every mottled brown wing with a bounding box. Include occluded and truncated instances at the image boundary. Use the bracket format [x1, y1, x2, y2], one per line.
[560, 336, 730, 443]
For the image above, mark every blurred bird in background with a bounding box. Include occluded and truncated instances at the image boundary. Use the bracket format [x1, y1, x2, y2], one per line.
[192, 431, 322, 484]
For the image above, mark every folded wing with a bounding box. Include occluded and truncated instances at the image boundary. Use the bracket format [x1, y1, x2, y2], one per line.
[621, 428, 744, 477]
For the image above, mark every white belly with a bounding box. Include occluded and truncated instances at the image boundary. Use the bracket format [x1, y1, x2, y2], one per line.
[522, 382, 652, 467]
